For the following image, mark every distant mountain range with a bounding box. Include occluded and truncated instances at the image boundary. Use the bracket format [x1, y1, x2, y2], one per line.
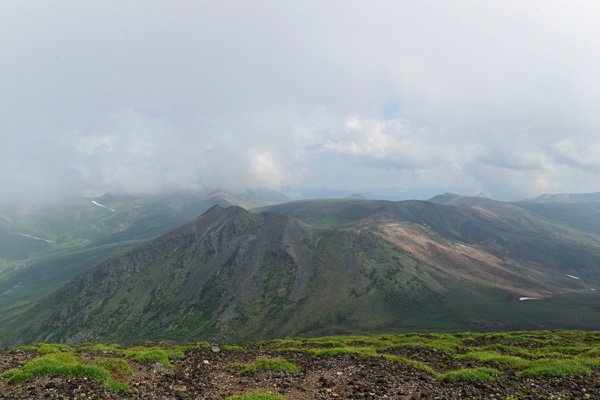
[0, 189, 288, 330]
[2, 191, 600, 345]
[528, 191, 600, 203]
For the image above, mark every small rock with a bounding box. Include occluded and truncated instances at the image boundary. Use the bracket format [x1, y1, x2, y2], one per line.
[211, 345, 221, 353]
[152, 362, 173, 375]
[202, 359, 210, 365]
[172, 384, 187, 392]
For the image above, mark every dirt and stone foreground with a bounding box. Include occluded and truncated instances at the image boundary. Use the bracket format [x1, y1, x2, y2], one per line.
[1, 331, 599, 399]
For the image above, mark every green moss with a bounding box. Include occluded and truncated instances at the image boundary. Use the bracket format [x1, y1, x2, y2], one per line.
[276, 335, 396, 349]
[535, 345, 592, 355]
[15, 343, 74, 354]
[5, 331, 598, 394]
[425, 334, 463, 353]
[577, 357, 600, 368]
[276, 334, 461, 357]
[272, 331, 600, 383]
[224, 392, 285, 400]
[437, 367, 501, 383]
[517, 359, 591, 377]
[90, 358, 134, 376]
[176, 342, 210, 351]
[78, 343, 123, 353]
[480, 343, 534, 357]
[383, 354, 436, 375]
[116, 345, 187, 368]
[78, 342, 204, 363]
[271, 338, 301, 348]
[383, 340, 460, 354]
[232, 357, 300, 375]
[223, 344, 246, 352]
[0, 352, 129, 392]
[75, 342, 194, 372]
[456, 351, 530, 368]
[303, 346, 379, 358]
[481, 332, 549, 344]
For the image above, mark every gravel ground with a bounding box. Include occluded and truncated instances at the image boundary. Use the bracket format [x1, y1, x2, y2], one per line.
[1, 344, 599, 399]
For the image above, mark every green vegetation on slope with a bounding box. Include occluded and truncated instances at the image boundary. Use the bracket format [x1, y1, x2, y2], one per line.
[0, 191, 263, 336]
[517, 359, 592, 377]
[231, 357, 300, 375]
[1, 341, 204, 392]
[437, 367, 501, 383]
[222, 344, 246, 352]
[4, 197, 600, 346]
[272, 330, 600, 381]
[0, 352, 130, 392]
[1, 330, 600, 395]
[78, 342, 208, 368]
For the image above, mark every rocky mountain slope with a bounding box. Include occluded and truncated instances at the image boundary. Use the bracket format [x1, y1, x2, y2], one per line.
[0, 189, 287, 332]
[3, 198, 600, 345]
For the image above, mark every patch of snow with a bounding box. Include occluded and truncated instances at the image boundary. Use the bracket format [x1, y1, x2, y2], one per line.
[519, 297, 540, 301]
[91, 200, 117, 212]
[566, 274, 580, 280]
[18, 233, 52, 243]
[591, 288, 597, 291]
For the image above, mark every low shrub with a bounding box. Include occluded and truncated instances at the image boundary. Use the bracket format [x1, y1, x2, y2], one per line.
[232, 358, 300, 375]
[0, 352, 129, 392]
[517, 359, 590, 377]
[437, 367, 501, 383]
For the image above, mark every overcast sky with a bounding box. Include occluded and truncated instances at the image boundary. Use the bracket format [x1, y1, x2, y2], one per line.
[2, 1, 600, 203]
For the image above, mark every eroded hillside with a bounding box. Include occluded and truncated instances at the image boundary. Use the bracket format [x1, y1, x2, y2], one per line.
[3, 200, 600, 345]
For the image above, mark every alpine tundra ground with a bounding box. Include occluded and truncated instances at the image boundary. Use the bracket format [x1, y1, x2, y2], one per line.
[1, 330, 599, 399]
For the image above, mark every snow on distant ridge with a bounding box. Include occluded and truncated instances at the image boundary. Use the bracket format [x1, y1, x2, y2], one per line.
[91, 200, 117, 212]
[566, 274, 580, 280]
[18, 233, 52, 243]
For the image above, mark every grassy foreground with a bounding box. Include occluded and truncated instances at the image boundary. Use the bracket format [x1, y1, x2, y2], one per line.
[1, 330, 599, 398]
[270, 329, 600, 381]
[1, 342, 209, 392]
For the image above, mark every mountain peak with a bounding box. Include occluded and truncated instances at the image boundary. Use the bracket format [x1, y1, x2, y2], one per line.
[429, 192, 492, 204]
[427, 192, 465, 203]
[5, 195, 600, 346]
[200, 204, 249, 222]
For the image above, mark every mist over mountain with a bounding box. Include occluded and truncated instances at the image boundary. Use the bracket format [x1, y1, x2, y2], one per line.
[527, 192, 600, 204]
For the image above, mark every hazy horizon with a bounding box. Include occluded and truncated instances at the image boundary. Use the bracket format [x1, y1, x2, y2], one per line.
[3, 1, 600, 205]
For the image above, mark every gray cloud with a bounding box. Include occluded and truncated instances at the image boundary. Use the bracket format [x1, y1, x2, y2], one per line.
[2, 0, 600, 204]
[550, 140, 600, 173]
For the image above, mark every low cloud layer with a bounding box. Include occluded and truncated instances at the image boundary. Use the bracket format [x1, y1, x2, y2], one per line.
[2, 1, 600, 204]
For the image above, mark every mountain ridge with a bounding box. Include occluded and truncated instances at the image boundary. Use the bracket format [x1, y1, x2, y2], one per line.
[527, 191, 600, 203]
[0, 189, 288, 330]
[4, 197, 600, 346]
